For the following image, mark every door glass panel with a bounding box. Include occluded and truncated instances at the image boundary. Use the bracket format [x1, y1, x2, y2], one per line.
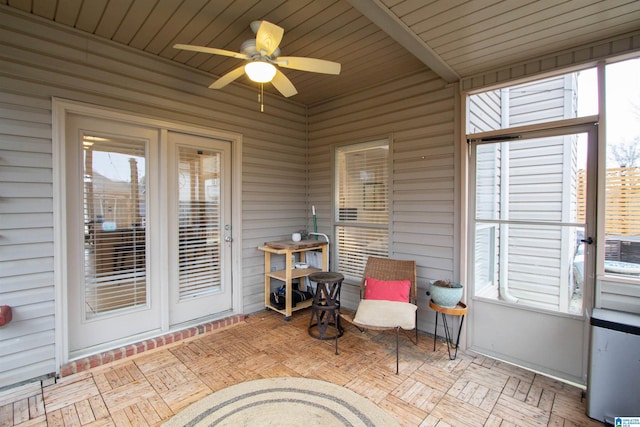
[83, 136, 147, 318]
[177, 146, 221, 299]
[474, 135, 587, 314]
[604, 58, 640, 279]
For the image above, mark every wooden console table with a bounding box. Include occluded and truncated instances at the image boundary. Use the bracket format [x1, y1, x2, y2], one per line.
[259, 240, 328, 319]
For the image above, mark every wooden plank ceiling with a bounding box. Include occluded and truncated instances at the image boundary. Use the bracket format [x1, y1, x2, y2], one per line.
[2, 0, 639, 105]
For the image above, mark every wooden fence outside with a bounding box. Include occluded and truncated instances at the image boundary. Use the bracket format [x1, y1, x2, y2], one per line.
[577, 167, 640, 235]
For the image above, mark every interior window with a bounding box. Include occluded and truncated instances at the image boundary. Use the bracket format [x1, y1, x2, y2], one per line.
[334, 140, 389, 281]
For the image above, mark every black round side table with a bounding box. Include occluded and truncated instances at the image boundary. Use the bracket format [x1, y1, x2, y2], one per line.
[308, 272, 344, 340]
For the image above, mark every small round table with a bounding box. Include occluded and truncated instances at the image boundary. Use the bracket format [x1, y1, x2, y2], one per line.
[429, 299, 468, 360]
[308, 272, 344, 340]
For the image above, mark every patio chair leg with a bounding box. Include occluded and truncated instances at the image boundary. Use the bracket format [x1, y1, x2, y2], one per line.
[395, 326, 400, 375]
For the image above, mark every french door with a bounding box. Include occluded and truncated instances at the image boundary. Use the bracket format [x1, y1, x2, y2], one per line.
[167, 132, 232, 324]
[65, 113, 232, 358]
[468, 122, 597, 384]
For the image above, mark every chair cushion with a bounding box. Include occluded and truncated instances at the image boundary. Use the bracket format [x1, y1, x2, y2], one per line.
[353, 300, 417, 330]
[364, 278, 411, 302]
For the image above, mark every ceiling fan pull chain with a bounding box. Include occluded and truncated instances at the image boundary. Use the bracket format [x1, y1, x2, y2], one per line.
[259, 83, 264, 112]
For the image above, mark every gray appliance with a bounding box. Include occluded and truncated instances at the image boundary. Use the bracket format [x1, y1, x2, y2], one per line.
[587, 308, 640, 423]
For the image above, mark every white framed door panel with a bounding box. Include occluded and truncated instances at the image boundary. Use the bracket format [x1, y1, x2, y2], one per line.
[66, 114, 161, 355]
[468, 122, 597, 385]
[469, 301, 585, 383]
[167, 131, 233, 325]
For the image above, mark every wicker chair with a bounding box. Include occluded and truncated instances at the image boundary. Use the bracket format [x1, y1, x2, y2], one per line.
[337, 256, 418, 374]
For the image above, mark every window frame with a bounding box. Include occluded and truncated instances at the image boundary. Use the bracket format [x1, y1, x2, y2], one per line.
[463, 55, 640, 314]
[333, 139, 391, 283]
[468, 121, 598, 314]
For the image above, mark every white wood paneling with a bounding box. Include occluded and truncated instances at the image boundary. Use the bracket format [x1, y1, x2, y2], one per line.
[0, 7, 307, 387]
[470, 300, 585, 384]
[462, 30, 640, 92]
[467, 90, 501, 133]
[599, 279, 640, 314]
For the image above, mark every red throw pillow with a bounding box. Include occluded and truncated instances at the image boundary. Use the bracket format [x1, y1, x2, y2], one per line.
[364, 278, 411, 302]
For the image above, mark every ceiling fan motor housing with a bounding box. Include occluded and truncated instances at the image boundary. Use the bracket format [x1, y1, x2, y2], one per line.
[241, 39, 280, 60]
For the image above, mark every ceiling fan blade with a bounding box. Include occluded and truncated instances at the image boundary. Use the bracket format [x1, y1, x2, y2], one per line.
[254, 21, 284, 56]
[173, 44, 249, 59]
[209, 66, 246, 89]
[271, 70, 298, 98]
[277, 56, 341, 75]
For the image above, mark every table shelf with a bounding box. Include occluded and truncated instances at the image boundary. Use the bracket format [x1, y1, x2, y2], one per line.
[266, 267, 322, 281]
[267, 299, 313, 317]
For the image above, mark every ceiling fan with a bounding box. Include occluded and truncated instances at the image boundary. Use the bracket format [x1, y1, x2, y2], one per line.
[174, 20, 341, 98]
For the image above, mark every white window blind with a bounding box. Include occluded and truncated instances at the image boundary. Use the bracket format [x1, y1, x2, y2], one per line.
[83, 136, 147, 317]
[177, 146, 222, 299]
[335, 141, 389, 280]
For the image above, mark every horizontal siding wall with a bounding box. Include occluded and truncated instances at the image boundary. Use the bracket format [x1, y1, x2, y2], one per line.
[0, 7, 307, 388]
[307, 70, 458, 332]
[0, 87, 57, 388]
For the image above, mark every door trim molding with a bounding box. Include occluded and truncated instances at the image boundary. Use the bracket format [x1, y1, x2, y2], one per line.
[52, 98, 243, 369]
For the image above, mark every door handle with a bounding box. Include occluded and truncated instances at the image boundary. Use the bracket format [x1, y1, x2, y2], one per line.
[224, 236, 233, 242]
[581, 237, 594, 245]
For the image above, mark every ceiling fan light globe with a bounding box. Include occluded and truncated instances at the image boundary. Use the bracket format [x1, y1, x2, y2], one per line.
[245, 61, 276, 83]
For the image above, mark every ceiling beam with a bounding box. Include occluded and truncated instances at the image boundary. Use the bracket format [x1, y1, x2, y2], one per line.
[347, 0, 459, 84]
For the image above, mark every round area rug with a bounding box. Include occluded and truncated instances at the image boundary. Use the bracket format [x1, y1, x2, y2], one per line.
[162, 377, 399, 427]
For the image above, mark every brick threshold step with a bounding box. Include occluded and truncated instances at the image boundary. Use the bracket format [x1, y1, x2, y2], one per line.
[60, 314, 245, 377]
